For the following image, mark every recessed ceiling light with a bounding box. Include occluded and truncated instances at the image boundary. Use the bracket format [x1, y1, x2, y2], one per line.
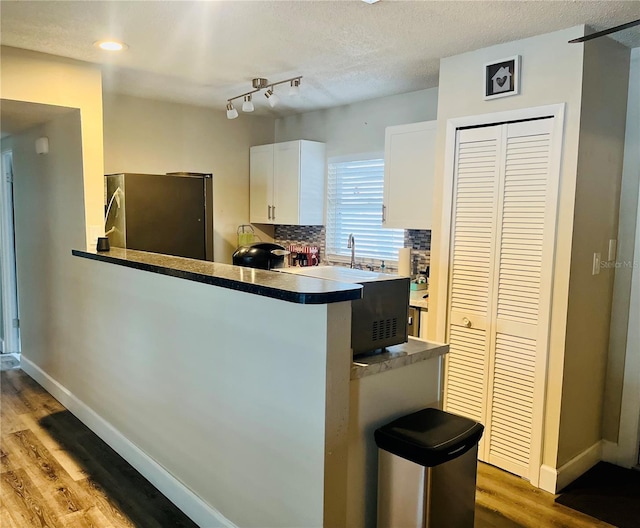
[94, 40, 128, 51]
[361, 0, 381, 4]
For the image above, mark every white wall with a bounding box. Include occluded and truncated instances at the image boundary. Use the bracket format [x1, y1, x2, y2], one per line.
[559, 37, 630, 464]
[0, 46, 104, 249]
[102, 93, 276, 263]
[602, 48, 640, 448]
[10, 113, 86, 371]
[2, 48, 353, 527]
[9, 110, 352, 523]
[431, 26, 633, 480]
[430, 26, 586, 473]
[275, 88, 438, 158]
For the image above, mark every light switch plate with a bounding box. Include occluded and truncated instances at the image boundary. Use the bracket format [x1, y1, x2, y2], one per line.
[593, 252, 601, 275]
[608, 239, 617, 262]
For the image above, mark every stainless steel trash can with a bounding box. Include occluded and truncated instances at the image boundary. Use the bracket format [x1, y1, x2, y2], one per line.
[374, 408, 484, 528]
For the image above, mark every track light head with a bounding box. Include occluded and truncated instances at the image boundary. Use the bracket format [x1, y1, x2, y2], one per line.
[265, 89, 279, 108]
[226, 102, 238, 119]
[289, 78, 300, 96]
[242, 95, 254, 112]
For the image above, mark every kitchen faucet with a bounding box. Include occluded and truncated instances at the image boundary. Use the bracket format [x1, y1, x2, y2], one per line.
[347, 233, 356, 268]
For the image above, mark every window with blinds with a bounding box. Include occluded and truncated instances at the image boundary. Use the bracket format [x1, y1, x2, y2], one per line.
[326, 158, 404, 262]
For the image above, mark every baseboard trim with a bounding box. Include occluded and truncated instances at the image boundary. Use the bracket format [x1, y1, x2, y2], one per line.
[538, 464, 558, 493]
[601, 439, 619, 464]
[20, 356, 238, 528]
[540, 440, 602, 494]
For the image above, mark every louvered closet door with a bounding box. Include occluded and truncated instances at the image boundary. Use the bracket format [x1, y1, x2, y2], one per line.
[443, 125, 502, 428]
[485, 118, 555, 478]
[444, 117, 557, 482]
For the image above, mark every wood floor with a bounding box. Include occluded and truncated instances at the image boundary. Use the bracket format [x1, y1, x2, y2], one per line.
[1, 367, 615, 528]
[0, 368, 198, 528]
[475, 463, 614, 528]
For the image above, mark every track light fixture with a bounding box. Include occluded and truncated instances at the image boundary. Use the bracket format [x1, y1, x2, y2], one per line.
[226, 102, 238, 119]
[226, 76, 302, 119]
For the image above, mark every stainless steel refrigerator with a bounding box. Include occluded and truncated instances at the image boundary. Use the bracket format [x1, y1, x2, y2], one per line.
[105, 172, 214, 261]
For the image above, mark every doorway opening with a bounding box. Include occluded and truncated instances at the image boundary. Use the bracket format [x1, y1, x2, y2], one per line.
[0, 149, 21, 368]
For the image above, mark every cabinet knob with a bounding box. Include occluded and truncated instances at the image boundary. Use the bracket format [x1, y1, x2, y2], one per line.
[462, 317, 472, 328]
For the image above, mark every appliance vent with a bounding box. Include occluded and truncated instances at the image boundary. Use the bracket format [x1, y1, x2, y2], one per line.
[372, 318, 398, 341]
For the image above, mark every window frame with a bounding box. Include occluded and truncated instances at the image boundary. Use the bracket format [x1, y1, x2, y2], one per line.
[325, 153, 403, 266]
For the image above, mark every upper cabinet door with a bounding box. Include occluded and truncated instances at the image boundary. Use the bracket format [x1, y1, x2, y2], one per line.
[273, 141, 301, 225]
[249, 144, 274, 224]
[250, 140, 325, 226]
[383, 120, 437, 230]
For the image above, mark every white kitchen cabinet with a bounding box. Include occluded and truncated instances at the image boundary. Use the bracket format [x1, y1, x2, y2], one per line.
[249, 140, 325, 225]
[383, 120, 437, 230]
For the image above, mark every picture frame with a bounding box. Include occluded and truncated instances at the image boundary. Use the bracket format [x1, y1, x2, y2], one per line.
[484, 55, 520, 100]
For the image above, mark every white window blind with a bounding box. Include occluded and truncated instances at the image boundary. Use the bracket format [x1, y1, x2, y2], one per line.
[326, 158, 404, 262]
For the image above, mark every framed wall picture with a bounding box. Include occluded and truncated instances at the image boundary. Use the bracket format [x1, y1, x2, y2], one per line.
[484, 55, 521, 100]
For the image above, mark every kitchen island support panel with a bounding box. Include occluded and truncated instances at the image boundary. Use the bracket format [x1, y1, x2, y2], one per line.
[34, 251, 354, 527]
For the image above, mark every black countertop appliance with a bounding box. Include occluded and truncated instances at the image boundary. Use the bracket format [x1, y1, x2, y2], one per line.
[232, 243, 288, 270]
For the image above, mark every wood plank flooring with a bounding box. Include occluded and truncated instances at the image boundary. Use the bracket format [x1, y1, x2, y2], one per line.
[475, 462, 615, 527]
[1, 367, 616, 528]
[1, 368, 198, 528]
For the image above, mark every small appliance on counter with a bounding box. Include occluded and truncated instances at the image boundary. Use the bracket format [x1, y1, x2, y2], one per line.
[232, 242, 289, 270]
[279, 266, 410, 356]
[288, 245, 319, 267]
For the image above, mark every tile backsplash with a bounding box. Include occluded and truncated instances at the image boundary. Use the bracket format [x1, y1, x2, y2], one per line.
[274, 225, 430, 276]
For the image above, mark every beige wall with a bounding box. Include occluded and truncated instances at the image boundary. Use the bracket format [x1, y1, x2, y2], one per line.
[430, 26, 586, 472]
[102, 93, 275, 263]
[558, 38, 630, 465]
[2, 47, 352, 526]
[0, 46, 104, 249]
[431, 25, 635, 477]
[603, 47, 640, 447]
[10, 113, 86, 373]
[275, 88, 439, 158]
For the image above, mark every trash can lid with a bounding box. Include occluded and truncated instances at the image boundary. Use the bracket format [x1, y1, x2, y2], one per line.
[374, 407, 484, 467]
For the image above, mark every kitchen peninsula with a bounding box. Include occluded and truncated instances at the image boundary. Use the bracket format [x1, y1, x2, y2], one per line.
[63, 248, 448, 528]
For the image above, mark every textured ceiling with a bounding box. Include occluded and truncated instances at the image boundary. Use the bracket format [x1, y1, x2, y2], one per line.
[1, 1, 639, 118]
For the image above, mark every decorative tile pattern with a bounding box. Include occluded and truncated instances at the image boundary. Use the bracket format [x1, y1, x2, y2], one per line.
[274, 225, 326, 262]
[406, 229, 431, 276]
[275, 225, 431, 276]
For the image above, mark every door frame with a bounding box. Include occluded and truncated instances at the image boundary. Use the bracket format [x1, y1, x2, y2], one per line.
[0, 149, 20, 355]
[434, 104, 566, 486]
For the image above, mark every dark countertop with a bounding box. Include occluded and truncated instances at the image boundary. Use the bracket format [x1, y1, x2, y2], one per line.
[73, 248, 363, 305]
